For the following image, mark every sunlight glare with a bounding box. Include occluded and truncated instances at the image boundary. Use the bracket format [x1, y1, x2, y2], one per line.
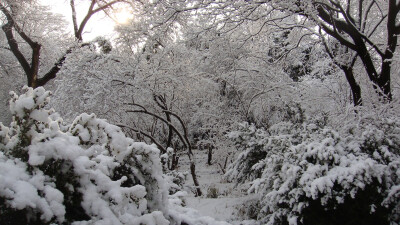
[113, 8, 133, 25]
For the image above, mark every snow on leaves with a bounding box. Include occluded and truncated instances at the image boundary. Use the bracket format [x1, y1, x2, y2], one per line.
[0, 86, 231, 225]
[227, 118, 400, 224]
[0, 86, 169, 224]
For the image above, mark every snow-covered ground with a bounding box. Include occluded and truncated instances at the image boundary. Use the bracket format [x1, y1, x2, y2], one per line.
[177, 149, 258, 225]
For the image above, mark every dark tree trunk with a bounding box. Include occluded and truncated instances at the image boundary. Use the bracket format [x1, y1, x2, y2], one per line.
[165, 112, 173, 148]
[378, 0, 399, 102]
[29, 44, 41, 88]
[207, 146, 212, 165]
[342, 66, 362, 106]
[190, 162, 202, 196]
[170, 153, 179, 170]
[315, 2, 400, 103]
[377, 71, 392, 102]
[218, 155, 230, 175]
[1, 0, 125, 88]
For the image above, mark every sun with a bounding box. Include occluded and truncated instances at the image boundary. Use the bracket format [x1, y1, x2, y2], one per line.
[39, 0, 134, 39]
[113, 8, 133, 24]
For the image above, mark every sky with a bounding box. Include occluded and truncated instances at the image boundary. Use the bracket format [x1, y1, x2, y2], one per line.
[39, 0, 132, 40]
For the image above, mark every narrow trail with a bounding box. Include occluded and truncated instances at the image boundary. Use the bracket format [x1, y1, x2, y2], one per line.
[177, 149, 257, 224]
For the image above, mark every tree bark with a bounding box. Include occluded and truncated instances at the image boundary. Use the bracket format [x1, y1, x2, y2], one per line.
[378, 0, 400, 102]
[342, 66, 362, 106]
[207, 145, 212, 165]
[170, 154, 179, 170]
[190, 162, 202, 196]
[314, 1, 398, 103]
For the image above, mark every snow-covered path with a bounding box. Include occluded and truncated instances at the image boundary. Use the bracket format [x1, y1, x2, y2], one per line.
[177, 149, 258, 224]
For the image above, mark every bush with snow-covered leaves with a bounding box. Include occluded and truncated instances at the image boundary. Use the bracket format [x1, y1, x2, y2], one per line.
[226, 116, 400, 225]
[0, 86, 228, 225]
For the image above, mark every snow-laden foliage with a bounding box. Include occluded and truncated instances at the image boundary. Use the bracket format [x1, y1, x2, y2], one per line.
[51, 45, 134, 121]
[226, 114, 400, 224]
[0, 86, 228, 225]
[0, 86, 169, 224]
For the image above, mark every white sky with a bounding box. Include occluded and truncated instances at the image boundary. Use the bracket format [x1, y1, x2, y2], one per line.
[40, 0, 131, 41]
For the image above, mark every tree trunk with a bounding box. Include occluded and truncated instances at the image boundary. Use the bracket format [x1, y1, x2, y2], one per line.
[165, 112, 173, 148]
[29, 43, 41, 88]
[218, 155, 229, 175]
[315, 2, 396, 104]
[190, 162, 202, 196]
[207, 146, 212, 165]
[378, 0, 400, 102]
[377, 70, 392, 102]
[342, 66, 362, 106]
[170, 153, 179, 170]
[350, 38, 392, 103]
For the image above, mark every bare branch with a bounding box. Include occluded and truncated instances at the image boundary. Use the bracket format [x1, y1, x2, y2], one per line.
[126, 108, 189, 149]
[116, 123, 167, 153]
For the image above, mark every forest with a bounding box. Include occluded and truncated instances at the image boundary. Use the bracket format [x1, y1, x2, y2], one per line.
[0, 0, 400, 224]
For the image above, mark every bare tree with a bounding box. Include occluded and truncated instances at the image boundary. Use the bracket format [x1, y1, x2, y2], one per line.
[300, 0, 398, 104]
[124, 98, 203, 196]
[267, 0, 397, 105]
[145, 0, 399, 105]
[0, 0, 129, 88]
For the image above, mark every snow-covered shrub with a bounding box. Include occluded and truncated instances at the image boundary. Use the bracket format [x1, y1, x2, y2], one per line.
[0, 86, 233, 225]
[236, 196, 260, 220]
[0, 86, 171, 224]
[206, 185, 219, 199]
[226, 117, 400, 225]
[165, 170, 189, 195]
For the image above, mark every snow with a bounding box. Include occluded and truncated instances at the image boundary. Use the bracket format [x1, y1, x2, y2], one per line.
[225, 118, 400, 224]
[185, 196, 250, 222]
[3, 87, 263, 224]
[176, 147, 259, 224]
[9, 87, 50, 119]
[2, 86, 400, 224]
[0, 88, 176, 224]
[0, 154, 66, 222]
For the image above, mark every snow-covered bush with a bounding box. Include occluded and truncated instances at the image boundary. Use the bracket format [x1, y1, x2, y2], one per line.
[206, 185, 219, 199]
[0, 86, 228, 225]
[0, 86, 170, 224]
[165, 170, 189, 195]
[226, 117, 400, 225]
